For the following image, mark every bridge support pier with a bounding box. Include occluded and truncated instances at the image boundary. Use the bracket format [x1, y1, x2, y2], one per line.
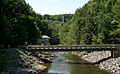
[111, 50, 114, 58]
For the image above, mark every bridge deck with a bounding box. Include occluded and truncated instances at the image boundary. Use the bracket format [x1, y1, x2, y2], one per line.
[26, 44, 120, 52]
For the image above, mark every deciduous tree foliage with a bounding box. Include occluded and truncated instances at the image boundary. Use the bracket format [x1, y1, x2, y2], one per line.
[0, 0, 49, 47]
[59, 0, 120, 45]
[1, 0, 120, 47]
[42, 14, 73, 45]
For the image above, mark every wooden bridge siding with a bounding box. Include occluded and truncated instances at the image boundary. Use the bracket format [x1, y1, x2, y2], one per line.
[27, 44, 120, 48]
[25, 44, 120, 58]
[26, 44, 119, 51]
[27, 48, 116, 52]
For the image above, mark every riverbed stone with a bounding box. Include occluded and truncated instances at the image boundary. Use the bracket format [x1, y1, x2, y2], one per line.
[81, 51, 111, 63]
[72, 51, 120, 74]
[99, 57, 120, 74]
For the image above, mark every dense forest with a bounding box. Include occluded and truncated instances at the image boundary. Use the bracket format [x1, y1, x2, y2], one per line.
[43, 14, 73, 22]
[42, 14, 73, 44]
[1, 0, 120, 47]
[59, 0, 120, 45]
[0, 0, 52, 47]
[0, 0, 72, 47]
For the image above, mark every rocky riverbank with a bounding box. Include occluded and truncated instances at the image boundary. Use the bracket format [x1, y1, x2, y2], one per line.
[81, 51, 111, 63]
[0, 48, 54, 74]
[72, 51, 120, 74]
[99, 57, 120, 74]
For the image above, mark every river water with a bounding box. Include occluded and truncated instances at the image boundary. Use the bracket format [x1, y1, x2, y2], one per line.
[42, 52, 110, 74]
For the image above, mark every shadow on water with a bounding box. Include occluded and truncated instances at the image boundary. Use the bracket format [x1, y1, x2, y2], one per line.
[46, 61, 94, 65]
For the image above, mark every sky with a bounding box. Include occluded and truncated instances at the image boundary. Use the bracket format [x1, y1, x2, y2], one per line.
[25, 0, 89, 15]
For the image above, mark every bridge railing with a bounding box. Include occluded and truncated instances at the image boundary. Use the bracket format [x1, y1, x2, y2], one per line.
[25, 44, 120, 58]
[26, 44, 120, 50]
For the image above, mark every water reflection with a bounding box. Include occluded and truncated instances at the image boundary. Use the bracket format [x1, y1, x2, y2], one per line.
[43, 52, 110, 74]
[48, 52, 71, 74]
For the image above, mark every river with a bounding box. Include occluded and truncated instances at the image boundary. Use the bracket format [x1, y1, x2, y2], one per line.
[42, 52, 110, 74]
